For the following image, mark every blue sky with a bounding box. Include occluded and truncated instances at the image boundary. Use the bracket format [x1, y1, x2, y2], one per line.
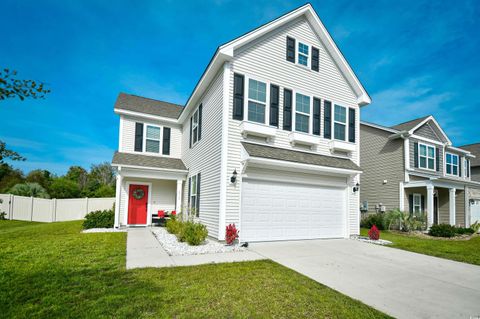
[1, 0, 479, 175]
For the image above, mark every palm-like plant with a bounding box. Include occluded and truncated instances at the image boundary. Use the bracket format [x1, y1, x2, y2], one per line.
[9, 182, 50, 198]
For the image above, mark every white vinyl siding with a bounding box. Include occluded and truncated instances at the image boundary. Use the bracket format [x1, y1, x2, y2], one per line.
[229, 16, 360, 235]
[181, 71, 224, 238]
[119, 116, 182, 158]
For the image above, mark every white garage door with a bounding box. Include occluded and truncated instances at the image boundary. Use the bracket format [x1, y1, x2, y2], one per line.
[241, 178, 346, 242]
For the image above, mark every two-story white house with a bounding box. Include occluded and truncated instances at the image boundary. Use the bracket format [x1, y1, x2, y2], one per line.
[111, 4, 370, 242]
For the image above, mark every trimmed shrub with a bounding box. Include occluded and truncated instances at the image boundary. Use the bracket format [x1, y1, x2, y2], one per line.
[225, 223, 239, 245]
[428, 224, 456, 238]
[166, 219, 184, 235]
[360, 213, 385, 230]
[178, 221, 208, 246]
[82, 209, 114, 229]
[368, 225, 380, 240]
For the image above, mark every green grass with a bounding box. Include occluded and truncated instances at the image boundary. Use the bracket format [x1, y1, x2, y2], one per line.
[0, 221, 389, 319]
[361, 228, 480, 265]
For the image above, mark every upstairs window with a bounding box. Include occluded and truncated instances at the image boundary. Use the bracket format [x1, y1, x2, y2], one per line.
[247, 79, 267, 124]
[298, 42, 309, 66]
[446, 153, 458, 175]
[145, 125, 161, 153]
[191, 108, 199, 145]
[295, 93, 310, 133]
[333, 105, 347, 141]
[419, 143, 435, 170]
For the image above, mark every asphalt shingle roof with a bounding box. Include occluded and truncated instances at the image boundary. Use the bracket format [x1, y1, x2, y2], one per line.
[241, 142, 361, 171]
[390, 116, 430, 132]
[114, 93, 183, 119]
[112, 152, 187, 170]
[460, 143, 480, 167]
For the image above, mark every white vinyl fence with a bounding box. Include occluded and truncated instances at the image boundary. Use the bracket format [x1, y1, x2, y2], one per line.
[0, 194, 115, 222]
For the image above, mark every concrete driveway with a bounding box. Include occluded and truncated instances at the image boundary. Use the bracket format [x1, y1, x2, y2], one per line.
[250, 239, 480, 319]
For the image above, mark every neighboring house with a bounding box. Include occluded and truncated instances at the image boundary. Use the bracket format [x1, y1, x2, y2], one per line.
[111, 3, 370, 242]
[459, 143, 480, 225]
[360, 116, 478, 227]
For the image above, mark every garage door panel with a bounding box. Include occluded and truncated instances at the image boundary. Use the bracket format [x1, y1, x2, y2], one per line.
[241, 178, 346, 242]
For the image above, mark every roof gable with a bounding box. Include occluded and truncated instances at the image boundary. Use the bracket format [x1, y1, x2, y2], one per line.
[391, 115, 451, 145]
[179, 3, 370, 122]
[460, 143, 480, 166]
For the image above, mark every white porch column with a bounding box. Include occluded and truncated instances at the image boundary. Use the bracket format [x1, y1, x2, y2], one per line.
[426, 184, 435, 228]
[114, 172, 123, 228]
[449, 188, 456, 226]
[399, 182, 405, 211]
[175, 179, 182, 213]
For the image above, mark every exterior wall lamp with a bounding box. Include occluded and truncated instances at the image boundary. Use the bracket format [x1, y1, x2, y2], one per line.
[230, 169, 238, 183]
[353, 183, 360, 193]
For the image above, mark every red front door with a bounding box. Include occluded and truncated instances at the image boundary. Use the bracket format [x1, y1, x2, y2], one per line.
[128, 184, 149, 225]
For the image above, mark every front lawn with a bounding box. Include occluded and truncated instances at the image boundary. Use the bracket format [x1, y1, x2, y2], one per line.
[0, 221, 388, 318]
[361, 228, 480, 266]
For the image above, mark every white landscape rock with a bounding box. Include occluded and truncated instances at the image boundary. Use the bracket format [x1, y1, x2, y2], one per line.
[82, 228, 126, 233]
[152, 227, 245, 256]
[353, 236, 392, 246]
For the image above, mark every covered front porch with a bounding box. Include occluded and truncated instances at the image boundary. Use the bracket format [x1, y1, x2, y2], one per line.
[111, 152, 187, 228]
[400, 179, 466, 227]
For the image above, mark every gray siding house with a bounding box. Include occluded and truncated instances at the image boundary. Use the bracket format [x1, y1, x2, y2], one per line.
[360, 116, 479, 227]
[459, 143, 480, 225]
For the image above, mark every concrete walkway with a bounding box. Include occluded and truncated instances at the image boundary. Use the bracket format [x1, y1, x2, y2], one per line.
[250, 239, 480, 319]
[126, 228, 263, 269]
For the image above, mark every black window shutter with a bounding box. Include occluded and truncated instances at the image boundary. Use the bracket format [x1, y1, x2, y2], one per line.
[311, 47, 319, 71]
[233, 73, 244, 120]
[189, 117, 193, 148]
[414, 142, 419, 168]
[421, 195, 425, 212]
[324, 101, 332, 139]
[467, 159, 470, 177]
[282, 89, 292, 131]
[134, 122, 144, 152]
[436, 148, 440, 172]
[286, 36, 295, 63]
[198, 104, 203, 141]
[196, 173, 201, 217]
[459, 157, 462, 177]
[409, 194, 413, 215]
[162, 127, 171, 155]
[348, 108, 356, 143]
[313, 98, 321, 136]
[187, 177, 191, 207]
[269, 84, 279, 127]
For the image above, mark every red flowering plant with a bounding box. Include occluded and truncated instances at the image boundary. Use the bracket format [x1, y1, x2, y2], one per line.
[368, 225, 380, 240]
[158, 210, 165, 218]
[170, 210, 177, 221]
[225, 223, 239, 245]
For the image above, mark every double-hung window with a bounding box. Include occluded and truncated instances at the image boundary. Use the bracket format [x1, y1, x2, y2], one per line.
[191, 108, 199, 145]
[247, 79, 267, 124]
[446, 153, 458, 175]
[145, 125, 161, 153]
[419, 143, 435, 170]
[333, 104, 347, 140]
[298, 42, 309, 66]
[413, 194, 422, 215]
[295, 93, 310, 133]
[190, 175, 197, 213]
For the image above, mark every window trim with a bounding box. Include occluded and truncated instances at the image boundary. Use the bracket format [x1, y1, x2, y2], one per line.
[293, 91, 311, 134]
[190, 174, 197, 214]
[243, 75, 271, 127]
[445, 152, 459, 176]
[418, 142, 436, 171]
[190, 106, 200, 147]
[413, 193, 422, 215]
[143, 123, 162, 155]
[333, 104, 347, 141]
[297, 41, 310, 68]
